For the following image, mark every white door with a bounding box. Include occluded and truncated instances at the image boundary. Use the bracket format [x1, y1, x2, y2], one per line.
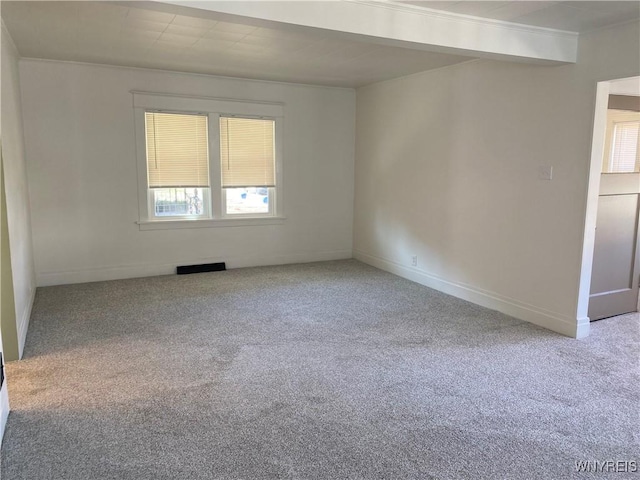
[589, 107, 640, 320]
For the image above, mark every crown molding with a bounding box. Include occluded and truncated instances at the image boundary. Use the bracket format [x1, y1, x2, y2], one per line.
[349, 1, 578, 39]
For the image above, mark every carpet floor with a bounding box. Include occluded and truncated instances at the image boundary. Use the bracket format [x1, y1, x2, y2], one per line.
[1, 260, 638, 479]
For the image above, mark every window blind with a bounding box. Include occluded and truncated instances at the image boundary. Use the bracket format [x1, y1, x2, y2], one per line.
[220, 116, 275, 188]
[610, 121, 640, 173]
[145, 112, 210, 188]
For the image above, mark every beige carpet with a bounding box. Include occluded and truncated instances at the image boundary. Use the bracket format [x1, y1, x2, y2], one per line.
[2, 260, 638, 479]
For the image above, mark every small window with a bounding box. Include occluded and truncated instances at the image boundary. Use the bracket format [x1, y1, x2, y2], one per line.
[153, 187, 206, 217]
[609, 121, 640, 173]
[603, 109, 640, 174]
[225, 187, 270, 215]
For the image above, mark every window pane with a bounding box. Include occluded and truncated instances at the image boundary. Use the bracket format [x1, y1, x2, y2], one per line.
[154, 188, 207, 217]
[220, 117, 275, 188]
[609, 121, 639, 173]
[145, 112, 209, 188]
[225, 187, 269, 215]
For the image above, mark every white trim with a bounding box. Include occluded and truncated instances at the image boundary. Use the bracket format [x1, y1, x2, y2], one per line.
[132, 92, 284, 118]
[134, 108, 150, 222]
[209, 113, 223, 219]
[35, 249, 353, 287]
[159, 0, 577, 63]
[136, 216, 285, 230]
[356, 0, 577, 37]
[577, 81, 611, 323]
[276, 117, 285, 217]
[354, 249, 583, 338]
[17, 286, 35, 360]
[0, 382, 9, 447]
[575, 317, 591, 340]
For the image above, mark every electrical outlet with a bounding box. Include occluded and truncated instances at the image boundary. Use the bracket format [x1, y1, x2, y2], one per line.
[411, 255, 418, 267]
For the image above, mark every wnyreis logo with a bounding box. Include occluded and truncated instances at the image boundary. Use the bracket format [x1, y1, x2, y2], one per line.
[575, 460, 637, 473]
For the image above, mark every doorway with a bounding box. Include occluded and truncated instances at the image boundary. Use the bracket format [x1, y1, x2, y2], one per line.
[579, 77, 640, 330]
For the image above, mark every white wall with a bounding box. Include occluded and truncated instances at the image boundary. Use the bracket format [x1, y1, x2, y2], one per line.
[19, 60, 355, 286]
[354, 20, 640, 338]
[1, 24, 36, 356]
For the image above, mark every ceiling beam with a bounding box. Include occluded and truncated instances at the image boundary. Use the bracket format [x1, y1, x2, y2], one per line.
[154, 0, 578, 64]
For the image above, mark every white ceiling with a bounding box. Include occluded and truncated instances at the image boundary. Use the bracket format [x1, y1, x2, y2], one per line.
[1, 1, 638, 88]
[1, 1, 475, 87]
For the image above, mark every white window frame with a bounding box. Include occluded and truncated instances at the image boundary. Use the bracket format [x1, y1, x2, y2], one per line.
[133, 92, 284, 230]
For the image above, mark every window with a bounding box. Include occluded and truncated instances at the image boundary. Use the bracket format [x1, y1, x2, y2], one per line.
[133, 92, 283, 229]
[145, 112, 210, 219]
[220, 116, 275, 216]
[609, 121, 639, 173]
[603, 110, 640, 174]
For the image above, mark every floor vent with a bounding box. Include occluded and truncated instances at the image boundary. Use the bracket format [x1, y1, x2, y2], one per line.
[177, 262, 226, 275]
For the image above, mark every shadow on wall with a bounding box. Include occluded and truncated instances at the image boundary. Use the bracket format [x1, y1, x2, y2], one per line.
[1, 151, 20, 362]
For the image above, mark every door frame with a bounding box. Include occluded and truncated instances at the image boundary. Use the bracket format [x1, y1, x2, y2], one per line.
[578, 77, 640, 337]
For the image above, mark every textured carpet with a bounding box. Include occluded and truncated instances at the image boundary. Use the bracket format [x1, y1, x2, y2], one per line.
[1, 260, 638, 479]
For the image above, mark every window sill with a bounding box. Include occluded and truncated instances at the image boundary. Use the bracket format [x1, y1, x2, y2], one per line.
[137, 216, 286, 231]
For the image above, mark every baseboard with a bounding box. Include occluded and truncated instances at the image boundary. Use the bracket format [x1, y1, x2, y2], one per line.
[17, 286, 35, 359]
[0, 382, 9, 447]
[575, 317, 591, 339]
[36, 250, 353, 287]
[354, 249, 580, 338]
